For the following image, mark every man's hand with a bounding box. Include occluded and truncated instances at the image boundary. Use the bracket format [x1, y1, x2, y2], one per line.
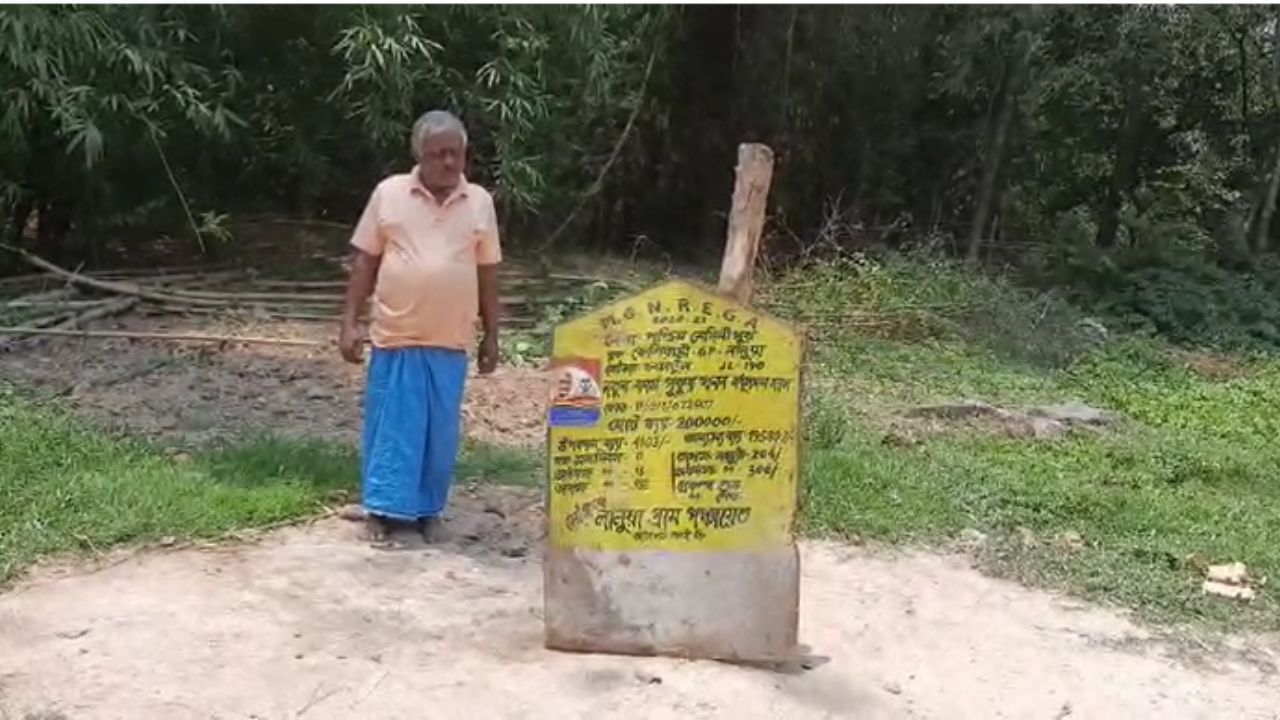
[476, 263, 501, 375]
[339, 320, 365, 364]
[478, 332, 499, 375]
[339, 249, 380, 364]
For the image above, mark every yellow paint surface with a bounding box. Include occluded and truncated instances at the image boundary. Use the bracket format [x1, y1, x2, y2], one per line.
[547, 281, 801, 552]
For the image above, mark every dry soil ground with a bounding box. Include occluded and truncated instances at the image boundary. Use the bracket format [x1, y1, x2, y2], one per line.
[1, 315, 1278, 719]
[0, 313, 549, 448]
[3, 522, 1278, 720]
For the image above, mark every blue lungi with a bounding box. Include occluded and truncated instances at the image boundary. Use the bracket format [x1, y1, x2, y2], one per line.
[361, 347, 468, 521]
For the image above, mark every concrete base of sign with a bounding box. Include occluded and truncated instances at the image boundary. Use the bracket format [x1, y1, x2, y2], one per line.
[544, 545, 799, 662]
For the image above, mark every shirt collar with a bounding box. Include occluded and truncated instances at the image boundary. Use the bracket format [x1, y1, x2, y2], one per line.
[408, 171, 469, 207]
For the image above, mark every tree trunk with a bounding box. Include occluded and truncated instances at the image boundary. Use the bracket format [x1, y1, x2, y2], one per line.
[967, 35, 1031, 261]
[1251, 12, 1280, 254]
[1096, 75, 1147, 248]
[1253, 145, 1280, 254]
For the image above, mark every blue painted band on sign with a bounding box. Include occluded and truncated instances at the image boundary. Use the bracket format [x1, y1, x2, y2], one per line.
[549, 406, 602, 428]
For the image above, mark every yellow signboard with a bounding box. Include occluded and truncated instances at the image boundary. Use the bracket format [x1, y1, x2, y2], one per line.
[547, 280, 801, 552]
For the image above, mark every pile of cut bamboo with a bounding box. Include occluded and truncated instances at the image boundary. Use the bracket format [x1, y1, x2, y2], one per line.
[0, 246, 616, 349]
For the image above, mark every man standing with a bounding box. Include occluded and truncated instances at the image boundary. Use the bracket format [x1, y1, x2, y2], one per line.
[339, 110, 502, 544]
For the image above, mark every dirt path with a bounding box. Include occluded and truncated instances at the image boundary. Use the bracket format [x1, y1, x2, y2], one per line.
[2, 507, 1276, 720]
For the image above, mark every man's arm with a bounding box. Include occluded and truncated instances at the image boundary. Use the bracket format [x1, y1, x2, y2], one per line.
[339, 249, 381, 364]
[477, 263, 501, 374]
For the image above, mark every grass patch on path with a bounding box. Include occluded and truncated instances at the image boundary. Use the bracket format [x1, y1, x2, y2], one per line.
[781, 257, 1280, 630]
[0, 390, 541, 585]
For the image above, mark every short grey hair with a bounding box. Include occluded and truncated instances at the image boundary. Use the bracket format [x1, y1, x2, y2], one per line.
[411, 110, 467, 159]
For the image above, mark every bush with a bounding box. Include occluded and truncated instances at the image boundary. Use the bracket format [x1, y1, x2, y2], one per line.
[1079, 253, 1280, 353]
[764, 250, 1098, 369]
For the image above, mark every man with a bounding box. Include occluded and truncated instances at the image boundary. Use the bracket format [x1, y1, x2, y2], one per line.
[339, 110, 502, 544]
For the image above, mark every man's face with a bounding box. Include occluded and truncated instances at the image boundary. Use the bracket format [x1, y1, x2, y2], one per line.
[417, 130, 466, 192]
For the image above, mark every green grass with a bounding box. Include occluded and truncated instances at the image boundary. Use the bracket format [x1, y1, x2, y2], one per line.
[0, 389, 541, 585]
[458, 439, 544, 487]
[4, 252, 1277, 632]
[785, 258, 1280, 630]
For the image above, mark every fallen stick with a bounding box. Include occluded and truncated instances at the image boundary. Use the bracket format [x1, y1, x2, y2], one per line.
[84, 262, 240, 277]
[1, 245, 235, 308]
[0, 326, 330, 347]
[247, 275, 591, 290]
[0, 310, 79, 351]
[92, 269, 247, 287]
[4, 300, 106, 310]
[4, 287, 77, 306]
[245, 279, 346, 290]
[43, 294, 140, 333]
[15, 310, 80, 328]
[0, 271, 51, 290]
[146, 305, 350, 322]
[153, 286, 542, 306]
[237, 216, 355, 232]
[148, 288, 342, 303]
[0, 298, 135, 350]
[142, 304, 539, 327]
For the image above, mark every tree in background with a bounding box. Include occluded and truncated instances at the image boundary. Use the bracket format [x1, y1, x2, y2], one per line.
[2, 5, 1279, 290]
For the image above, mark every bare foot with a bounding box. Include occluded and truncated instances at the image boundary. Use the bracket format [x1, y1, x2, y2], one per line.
[420, 517, 445, 544]
[363, 515, 391, 543]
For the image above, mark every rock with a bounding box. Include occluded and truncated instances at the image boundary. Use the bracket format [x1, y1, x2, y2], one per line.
[1203, 580, 1257, 602]
[305, 385, 332, 400]
[1029, 400, 1118, 427]
[1206, 561, 1250, 585]
[884, 681, 903, 695]
[1001, 415, 1067, 440]
[1200, 561, 1262, 601]
[905, 400, 1002, 421]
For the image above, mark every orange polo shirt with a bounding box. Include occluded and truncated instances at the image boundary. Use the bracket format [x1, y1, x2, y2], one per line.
[350, 172, 502, 351]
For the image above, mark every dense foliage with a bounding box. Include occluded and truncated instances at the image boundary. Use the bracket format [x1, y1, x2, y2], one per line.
[2, 5, 1278, 348]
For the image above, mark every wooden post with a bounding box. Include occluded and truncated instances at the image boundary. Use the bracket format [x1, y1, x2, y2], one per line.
[718, 143, 775, 304]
